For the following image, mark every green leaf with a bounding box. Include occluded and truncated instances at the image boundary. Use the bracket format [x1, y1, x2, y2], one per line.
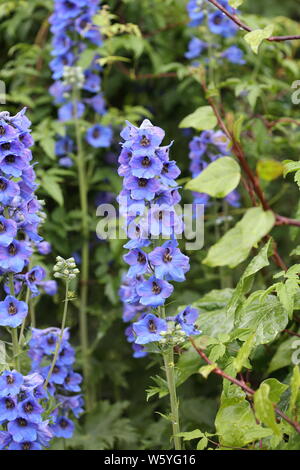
[203, 207, 275, 268]
[282, 160, 300, 177]
[236, 294, 288, 346]
[194, 288, 235, 337]
[254, 383, 282, 436]
[176, 429, 204, 441]
[257, 159, 283, 181]
[229, 0, 243, 7]
[289, 366, 300, 417]
[268, 337, 295, 374]
[215, 397, 273, 447]
[244, 25, 274, 54]
[179, 106, 217, 131]
[276, 279, 299, 319]
[41, 174, 64, 206]
[199, 363, 217, 379]
[197, 436, 208, 450]
[262, 378, 288, 403]
[233, 334, 255, 373]
[185, 157, 240, 198]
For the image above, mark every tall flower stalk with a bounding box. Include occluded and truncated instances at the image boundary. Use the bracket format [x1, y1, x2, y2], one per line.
[117, 119, 201, 450]
[49, 0, 113, 410]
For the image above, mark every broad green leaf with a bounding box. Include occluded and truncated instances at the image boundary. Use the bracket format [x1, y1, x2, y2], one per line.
[229, 0, 243, 7]
[194, 288, 235, 337]
[197, 437, 208, 449]
[282, 160, 300, 177]
[233, 334, 255, 373]
[227, 239, 272, 316]
[215, 397, 273, 447]
[244, 25, 274, 54]
[41, 175, 64, 206]
[268, 337, 295, 374]
[203, 207, 275, 268]
[289, 366, 300, 417]
[257, 159, 283, 181]
[176, 429, 204, 441]
[236, 294, 288, 346]
[199, 363, 217, 378]
[262, 378, 288, 403]
[254, 383, 281, 437]
[185, 157, 240, 198]
[276, 279, 299, 319]
[179, 106, 217, 131]
[209, 344, 226, 362]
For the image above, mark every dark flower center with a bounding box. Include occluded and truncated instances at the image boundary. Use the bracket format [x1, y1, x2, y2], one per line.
[1, 142, 10, 150]
[8, 302, 17, 315]
[65, 1, 74, 10]
[24, 402, 34, 413]
[0, 126, 5, 135]
[148, 319, 157, 333]
[93, 129, 100, 138]
[162, 163, 169, 173]
[17, 418, 27, 427]
[80, 20, 88, 29]
[28, 273, 36, 283]
[6, 375, 14, 385]
[22, 442, 32, 450]
[53, 366, 60, 374]
[140, 135, 150, 147]
[213, 14, 222, 25]
[138, 178, 148, 187]
[47, 336, 55, 345]
[0, 222, 5, 233]
[0, 179, 7, 191]
[163, 248, 172, 263]
[5, 154, 15, 163]
[8, 243, 17, 256]
[60, 418, 68, 429]
[142, 156, 151, 167]
[65, 375, 70, 384]
[152, 282, 162, 295]
[137, 252, 146, 264]
[5, 398, 15, 409]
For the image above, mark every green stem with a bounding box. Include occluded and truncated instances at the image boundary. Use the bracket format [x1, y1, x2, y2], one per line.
[9, 273, 20, 370]
[73, 87, 91, 410]
[19, 288, 30, 345]
[163, 348, 181, 450]
[44, 280, 70, 389]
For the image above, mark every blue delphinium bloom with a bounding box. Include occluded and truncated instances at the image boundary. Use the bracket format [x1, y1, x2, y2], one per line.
[28, 327, 83, 440]
[133, 314, 168, 344]
[0, 215, 17, 246]
[148, 240, 190, 282]
[8, 418, 38, 443]
[0, 295, 28, 328]
[136, 277, 174, 307]
[0, 397, 18, 421]
[186, 0, 205, 27]
[208, 10, 237, 37]
[85, 124, 113, 148]
[185, 37, 208, 59]
[222, 45, 246, 65]
[173, 306, 201, 336]
[0, 370, 23, 397]
[123, 249, 149, 278]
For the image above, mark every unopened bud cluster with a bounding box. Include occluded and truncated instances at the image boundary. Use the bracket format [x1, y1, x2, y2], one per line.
[53, 256, 80, 280]
[63, 66, 85, 88]
[159, 324, 188, 347]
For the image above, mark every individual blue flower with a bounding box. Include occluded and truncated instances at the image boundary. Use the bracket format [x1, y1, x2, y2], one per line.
[0, 370, 24, 397]
[0, 240, 32, 273]
[133, 313, 168, 344]
[185, 37, 207, 59]
[148, 240, 190, 282]
[136, 276, 174, 307]
[24, 266, 46, 297]
[129, 154, 163, 179]
[39, 280, 58, 296]
[83, 71, 101, 93]
[63, 371, 82, 392]
[160, 161, 181, 186]
[8, 418, 37, 443]
[0, 177, 20, 204]
[0, 431, 11, 449]
[0, 295, 28, 328]
[18, 398, 43, 424]
[174, 306, 200, 336]
[123, 249, 149, 278]
[208, 11, 237, 37]
[222, 45, 245, 65]
[37, 241, 52, 255]
[84, 94, 106, 115]
[132, 343, 147, 358]
[187, 0, 205, 27]
[0, 153, 29, 177]
[51, 416, 74, 438]
[124, 176, 160, 201]
[58, 101, 85, 121]
[85, 124, 112, 148]
[0, 216, 17, 247]
[55, 136, 74, 156]
[42, 365, 68, 385]
[0, 396, 18, 421]
[8, 441, 42, 450]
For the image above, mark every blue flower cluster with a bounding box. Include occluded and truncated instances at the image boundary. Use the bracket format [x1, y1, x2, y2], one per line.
[0, 109, 56, 329]
[118, 120, 200, 355]
[49, 0, 112, 167]
[28, 327, 83, 439]
[189, 130, 241, 208]
[0, 370, 53, 450]
[185, 0, 245, 65]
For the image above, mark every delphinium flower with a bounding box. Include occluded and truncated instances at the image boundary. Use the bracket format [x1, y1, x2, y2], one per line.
[188, 129, 241, 209]
[185, 0, 245, 66]
[0, 370, 53, 450]
[49, 0, 112, 164]
[28, 326, 83, 440]
[117, 120, 201, 449]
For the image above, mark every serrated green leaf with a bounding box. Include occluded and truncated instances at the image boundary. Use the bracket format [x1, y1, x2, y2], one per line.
[244, 25, 274, 54]
[185, 157, 240, 198]
[254, 384, 282, 436]
[233, 334, 255, 373]
[262, 378, 288, 403]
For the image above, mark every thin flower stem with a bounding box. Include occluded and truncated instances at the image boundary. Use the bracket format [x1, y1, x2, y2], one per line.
[163, 347, 182, 450]
[73, 87, 92, 411]
[44, 280, 70, 389]
[159, 305, 181, 450]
